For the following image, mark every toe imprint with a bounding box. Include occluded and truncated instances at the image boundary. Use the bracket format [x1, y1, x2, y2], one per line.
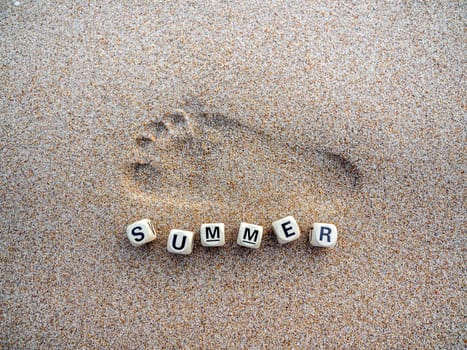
[148, 120, 169, 135]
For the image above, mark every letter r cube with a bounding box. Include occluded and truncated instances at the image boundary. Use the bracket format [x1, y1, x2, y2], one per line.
[310, 223, 338, 248]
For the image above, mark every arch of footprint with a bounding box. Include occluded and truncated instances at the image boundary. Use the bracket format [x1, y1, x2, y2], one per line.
[127, 216, 337, 254]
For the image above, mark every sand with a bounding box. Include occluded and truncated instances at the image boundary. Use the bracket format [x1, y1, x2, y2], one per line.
[1, 1, 465, 348]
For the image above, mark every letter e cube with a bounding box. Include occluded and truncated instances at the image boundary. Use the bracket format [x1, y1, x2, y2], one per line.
[272, 216, 301, 244]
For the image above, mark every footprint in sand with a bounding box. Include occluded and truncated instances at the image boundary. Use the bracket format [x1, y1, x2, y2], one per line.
[124, 109, 361, 221]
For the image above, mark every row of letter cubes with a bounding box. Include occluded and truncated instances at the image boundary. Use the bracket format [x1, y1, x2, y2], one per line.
[127, 216, 337, 255]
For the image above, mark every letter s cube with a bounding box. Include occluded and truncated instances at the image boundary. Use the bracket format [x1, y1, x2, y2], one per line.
[127, 219, 157, 247]
[310, 223, 338, 248]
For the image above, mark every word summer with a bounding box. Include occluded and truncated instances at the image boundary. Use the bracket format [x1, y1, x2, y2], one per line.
[127, 216, 338, 255]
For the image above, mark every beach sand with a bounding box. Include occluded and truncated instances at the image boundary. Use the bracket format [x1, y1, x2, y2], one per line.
[1, 1, 465, 348]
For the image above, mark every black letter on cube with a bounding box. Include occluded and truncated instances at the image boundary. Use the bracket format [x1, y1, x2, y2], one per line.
[206, 226, 220, 242]
[310, 223, 337, 248]
[167, 229, 195, 255]
[126, 219, 157, 247]
[281, 221, 295, 238]
[171, 234, 187, 250]
[200, 223, 225, 247]
[242, 228, 259, 243]
[272, 216, 301, 244]
[131, 226, 145, 242]
[237, 222, 263, 249]
[319, 226, 332, 242]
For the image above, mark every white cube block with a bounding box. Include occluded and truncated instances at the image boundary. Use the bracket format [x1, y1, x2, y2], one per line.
[310, 223, 338, 248]
[200, 223, 225, 247]
[237, 222, 263, 249]
[167, 229, 195, 255]
[272, 216, 301, 244]
[127, 219, 157, 247]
